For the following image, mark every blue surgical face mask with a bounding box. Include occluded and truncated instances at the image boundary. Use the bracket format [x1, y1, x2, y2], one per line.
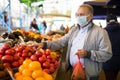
[76, 16, 88, 27]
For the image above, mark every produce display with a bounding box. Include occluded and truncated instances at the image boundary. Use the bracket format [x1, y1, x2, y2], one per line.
[0, 29, 63, 80]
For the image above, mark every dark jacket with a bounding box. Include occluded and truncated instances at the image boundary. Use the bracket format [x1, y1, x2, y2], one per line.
[103, 22, 120, 70]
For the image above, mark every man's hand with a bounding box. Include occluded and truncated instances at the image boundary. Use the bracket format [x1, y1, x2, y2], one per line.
[26, 41, 44, 50]
[76, 49, 87, 58]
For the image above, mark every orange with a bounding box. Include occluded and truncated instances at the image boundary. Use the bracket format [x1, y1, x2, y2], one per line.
[35, 77, 46, 80]
[28, 61, 42, 71]
[14, 72, 22, 78]
[23, 59, 32, 67]
[23, 76, 33, 80]
[16, 75, 24, 80]
[18, 65, 26, 73]
[32, 70, 44, 79]
[22, 69, 32, 76]
[44, 72, 53, 80]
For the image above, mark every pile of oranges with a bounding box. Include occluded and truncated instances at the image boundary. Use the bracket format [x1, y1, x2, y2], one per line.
[14, 59, 53, 80]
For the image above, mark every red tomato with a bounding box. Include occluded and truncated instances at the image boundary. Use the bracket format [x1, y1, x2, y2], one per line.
[38, 57, 46, 63]
[3, 62, 11, 67]
[35, 50, 43, 57]
[5, 48, 15, 55]
[2, 43, 11, 50]
[12, 61, 20, 68]
[1, 55, 14, 63]
[30, 55, 38, 61]
[49, 67, 55, 73]
[0, 48, 5, 55]
[13, 54, 19, 61]
[42, 61, 50, 69]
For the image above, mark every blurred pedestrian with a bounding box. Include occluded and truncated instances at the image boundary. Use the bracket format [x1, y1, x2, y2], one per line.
[29, 18, 39, 32]
[102, 14, 120, 80]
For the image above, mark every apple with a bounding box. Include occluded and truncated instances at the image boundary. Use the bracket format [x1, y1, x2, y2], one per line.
[1, 55, 14, 63]
[30, 55, 38, 61]
[12, 61, 20, 68]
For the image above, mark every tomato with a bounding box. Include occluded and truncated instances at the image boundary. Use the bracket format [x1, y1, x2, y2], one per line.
[35, 50, 43, 57]
[5, 48, 15, 55]
[0, 55, 3, 59]
[49, 66, 55, 73]
[42, 69, 50, 74]
[3, 62, 11, 67]
[42, 61, 50, 69]
[38, 57, 46, 63]
[13, 54, 19, 61]
[15, 47, 22, 52]
[1, 55, 14, 63]
[2, 43, 11, 50]
[12, 61, 20, 68]
[22, 52, 28, 58]
[0, 48, 5, 55]
[30, 55, 38, 61]
[45, 49, 51, 56]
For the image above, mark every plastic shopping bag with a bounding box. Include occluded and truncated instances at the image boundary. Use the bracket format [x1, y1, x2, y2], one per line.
[71, 55, 85, 80]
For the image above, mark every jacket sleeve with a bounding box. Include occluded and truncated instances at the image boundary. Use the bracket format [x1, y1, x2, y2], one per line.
[45, 27, 76, 50]
[89, 28, 112, 62]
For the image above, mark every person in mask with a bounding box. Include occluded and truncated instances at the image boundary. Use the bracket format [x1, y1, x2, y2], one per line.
[28, 4, 112, 80]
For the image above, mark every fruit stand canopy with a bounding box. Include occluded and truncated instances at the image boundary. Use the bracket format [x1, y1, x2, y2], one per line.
[20, 0, 44, 6]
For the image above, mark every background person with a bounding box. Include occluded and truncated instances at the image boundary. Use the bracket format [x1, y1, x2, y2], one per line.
[29, 18, 39, 32]
[102, 14, 120, 80]
[29, 4, 112, 80]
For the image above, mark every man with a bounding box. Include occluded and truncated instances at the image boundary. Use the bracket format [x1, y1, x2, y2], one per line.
[30, 4, 112, 80]
[102, 14, 120, 80]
